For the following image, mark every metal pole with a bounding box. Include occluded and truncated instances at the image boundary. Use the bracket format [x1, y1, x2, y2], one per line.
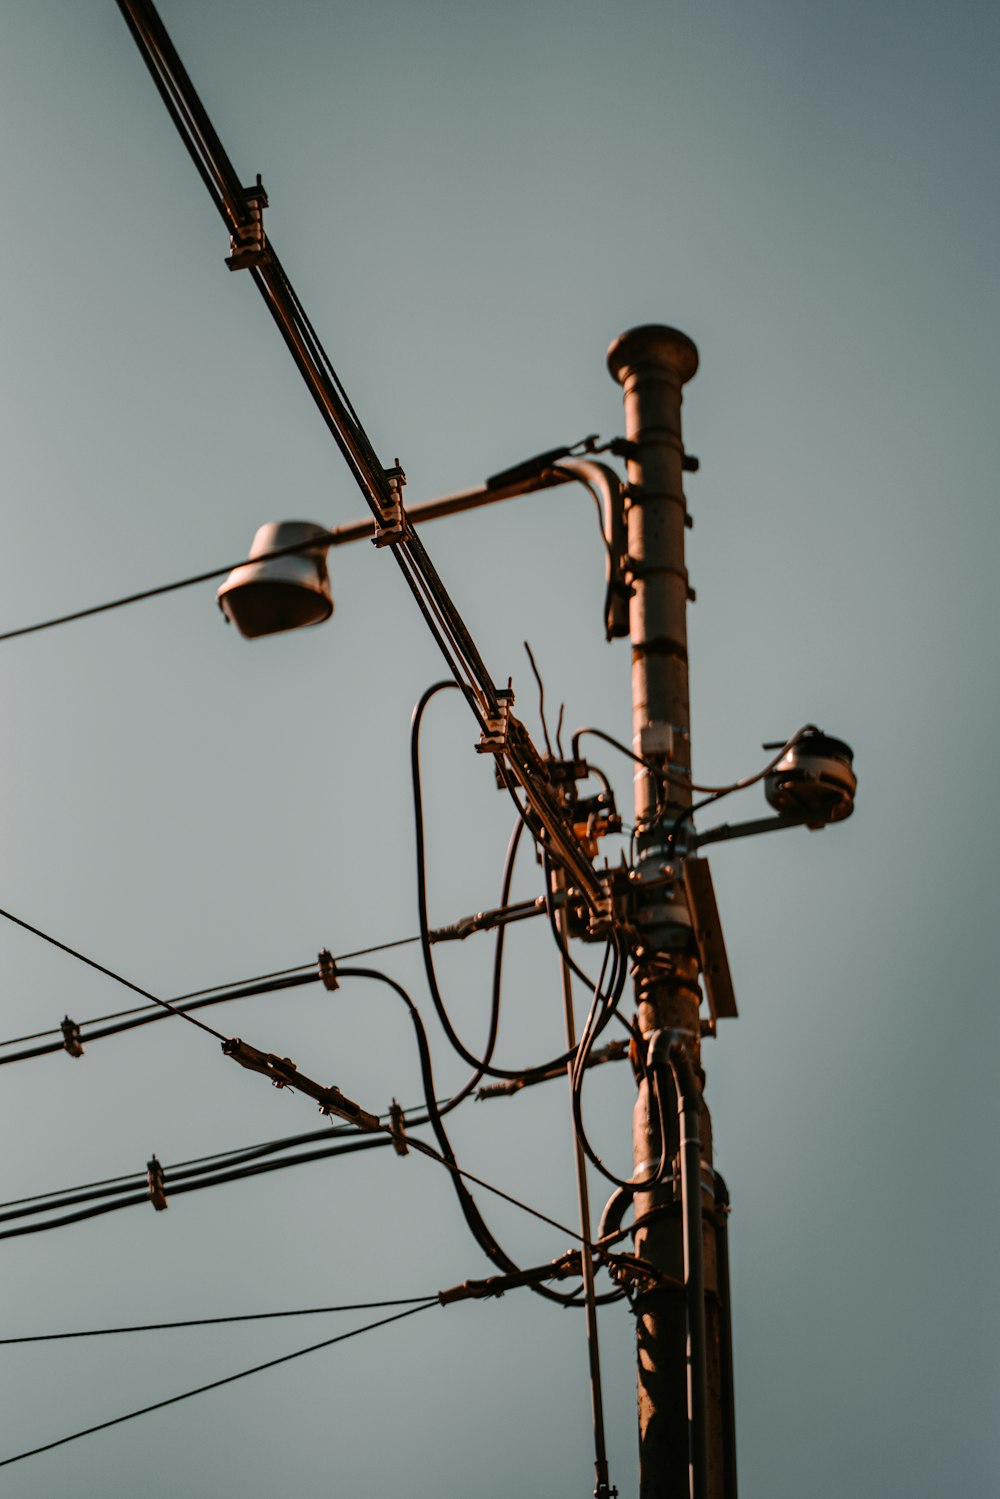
[608, 326, 723, 1498]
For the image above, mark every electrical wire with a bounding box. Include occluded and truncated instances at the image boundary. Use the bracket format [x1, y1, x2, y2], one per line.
[411, 684, 600, 1086]
[334, 965, 587, 1305]
[0, 905, 226, 1041]
[523, 640, 554, 759]
[0, 937, 423, 1052]
[0, 1300, 437, 1470]
[0, 1295, 439, 1345]
[0, 1138, 392, 1242]
[0, 530, 347, 646]
[572, 723, 819, 798]
[564, 927, 673, 1194]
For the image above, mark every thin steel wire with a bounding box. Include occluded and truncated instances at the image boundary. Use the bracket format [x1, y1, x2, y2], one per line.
[0, 1296, 439, 1345]
[0, 906, 226, 1041]
[0, 1302, 437, 1469]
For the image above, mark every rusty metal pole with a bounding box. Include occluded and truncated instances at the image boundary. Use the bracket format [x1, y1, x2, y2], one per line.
[607, 326, 723, 1499]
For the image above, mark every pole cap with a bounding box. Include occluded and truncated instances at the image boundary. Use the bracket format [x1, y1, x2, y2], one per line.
[607, 325, 699, 386]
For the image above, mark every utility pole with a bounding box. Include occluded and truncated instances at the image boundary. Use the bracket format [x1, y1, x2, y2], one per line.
[608, 326, 724, 1499]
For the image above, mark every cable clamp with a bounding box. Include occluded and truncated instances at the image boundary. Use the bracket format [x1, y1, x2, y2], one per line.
[226, 176, 269, 271]
[223, 1036, 298, 1089]
[388, 1098, 408, 1156]
[438, 1250, 582, 1305]
[476, 684, 514, 754]
[60, 1015, 84, 1058]
[373, 461, 407, 546]
[316, 1086, 382, 1131]
[318, 949, 339, 991]
[147, 1155, 168, 1212]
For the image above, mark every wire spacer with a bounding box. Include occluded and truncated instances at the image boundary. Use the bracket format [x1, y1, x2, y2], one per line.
[373, 461, 407, 546]
[60, 1015, 84, 1058]
[147, 1155, 168, 1212]
[226, 176, 269, 271]
[388, 1098, 408, 1156]
[318, 949, 339, 991]
[476, 684, 514, 754]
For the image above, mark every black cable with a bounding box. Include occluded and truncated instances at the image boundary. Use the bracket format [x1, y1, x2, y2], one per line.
[0, 1295, 438, 1345]
[0, 906, 226, 1041]
[0, 530, 352, 647]
[429, 814, 525, 1118]
[0, 929, 425, 1049]
[665, 724, 820, 848]
[0, 1301, 436, 1470]
[0, 972, 317, 1068]
[523, 641, 554, 758]
[411, 684, 592, 1085]
[0, 1138, 392, 1242]
[335, 966, 587, 1306]
[567, 942, 672, 1194]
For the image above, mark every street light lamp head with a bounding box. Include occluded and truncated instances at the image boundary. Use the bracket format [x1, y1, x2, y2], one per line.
[764, 731, 856, 828]
[217, 521, 333, 638]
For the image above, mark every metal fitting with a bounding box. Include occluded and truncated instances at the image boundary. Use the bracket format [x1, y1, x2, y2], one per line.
[147, 1155, 168, 1212]
[476, 686, 514, 754]
[226, 176, 269, 271]
[318, 949, 339, 991]
[373, 461, 407, 546]
[60, 1015, 84, 1058]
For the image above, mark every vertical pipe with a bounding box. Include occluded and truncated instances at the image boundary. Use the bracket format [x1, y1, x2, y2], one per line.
[608, 326, 723, 1498]
[714, 1174, 738, 1499]
[670, 1043, 708, 1499]
[554, 870, 613, 1499]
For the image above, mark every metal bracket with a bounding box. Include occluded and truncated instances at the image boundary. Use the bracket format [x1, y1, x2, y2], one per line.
[226, 176, 269, 271]
[476, 685, 514, 754]
[147, 1155, 168, 1212]
[682, 857, 738, 1028]
[60, 1015, 84, 1058]
[373, 461, 407, 546]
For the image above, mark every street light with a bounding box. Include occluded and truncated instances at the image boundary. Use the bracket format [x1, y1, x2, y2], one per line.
[216, 520, 333, 638]
[216, 458, 631, 642]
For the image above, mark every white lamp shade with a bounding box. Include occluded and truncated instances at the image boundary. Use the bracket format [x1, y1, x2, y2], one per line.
[217, 521, 333, 638]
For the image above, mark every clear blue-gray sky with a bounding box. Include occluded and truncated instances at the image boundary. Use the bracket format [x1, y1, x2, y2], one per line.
[0, 2, 996, 1495]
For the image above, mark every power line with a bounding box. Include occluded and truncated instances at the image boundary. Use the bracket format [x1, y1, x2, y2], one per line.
[0, 913, 544, 1058]
[0, 959, 320, 1047]
[0, 529, 364, 646]
[0, 1136, 393, 1241]
[0, 1295, 438, 1345]
[0, 905, 226, 1042]
[0, 1300, 437, 1469]
[0, 1108, 587, 1253]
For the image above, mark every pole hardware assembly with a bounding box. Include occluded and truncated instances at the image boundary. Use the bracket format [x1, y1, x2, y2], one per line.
[115, 6, 860, 1492]
[221, 1037, 381, 1131]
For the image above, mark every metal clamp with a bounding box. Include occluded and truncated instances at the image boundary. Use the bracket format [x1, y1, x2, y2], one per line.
[388, 1098, 408, 1156]
[147, 1155, 168, 1212]
[476, 685, 514, 754]
[223, 1036, 298, 1089]
[226, 176, 269, 271]
[318, 949, 339, 991]
[60, 1015, 84, 1058]
[373, 461, 407, 547]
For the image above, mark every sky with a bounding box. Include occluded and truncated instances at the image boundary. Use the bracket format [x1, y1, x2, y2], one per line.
[0, 1, 997, 1495]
